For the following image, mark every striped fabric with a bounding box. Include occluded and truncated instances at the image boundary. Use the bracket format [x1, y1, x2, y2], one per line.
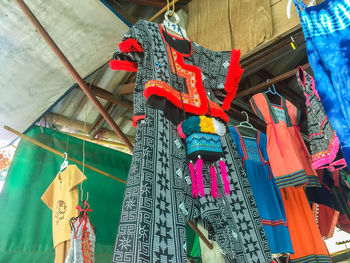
[291, 254, 331, 263]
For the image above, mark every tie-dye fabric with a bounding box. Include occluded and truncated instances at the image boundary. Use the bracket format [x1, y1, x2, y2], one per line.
[293, 0, 350, 166]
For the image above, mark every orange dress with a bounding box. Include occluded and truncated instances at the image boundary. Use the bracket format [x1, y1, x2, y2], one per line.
[281, 187, 331, 262]
[250, 93, 320, 188]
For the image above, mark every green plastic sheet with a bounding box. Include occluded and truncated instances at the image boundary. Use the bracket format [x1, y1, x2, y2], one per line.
[0, 126, 200, 262]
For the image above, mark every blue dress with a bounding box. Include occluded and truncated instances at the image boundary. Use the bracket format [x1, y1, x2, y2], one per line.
[229, 127, 294, 254]
[293, 0, 350, 166]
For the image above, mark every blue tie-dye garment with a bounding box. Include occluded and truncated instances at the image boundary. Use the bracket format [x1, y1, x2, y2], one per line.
[294, 0, 350, 165]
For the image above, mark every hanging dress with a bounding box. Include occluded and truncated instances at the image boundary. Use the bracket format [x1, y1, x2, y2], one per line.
[229, 127, 294, 254]
[249, 93, 320, 188]
[296, 66, 346, 170]
[292, 0, 350, 167]
[281, 187, 331, 262]
[109, 20, 272, 263]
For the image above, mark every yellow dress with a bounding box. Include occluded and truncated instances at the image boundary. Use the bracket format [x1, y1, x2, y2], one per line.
[41, 164, 86, 263]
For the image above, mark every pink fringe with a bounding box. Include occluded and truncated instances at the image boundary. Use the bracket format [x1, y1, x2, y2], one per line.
[188, 161, 198, 197]
[210, 166, 220, 199]
[177, 122, 186, 139]
[195, 158, 205, 197]
[219, 160, 231, 195]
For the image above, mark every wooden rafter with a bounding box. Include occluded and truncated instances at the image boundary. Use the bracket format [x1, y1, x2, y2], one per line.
[235, 63, 310, 100]
[88, 84, 133, 110]
[118, 82, 135, 95]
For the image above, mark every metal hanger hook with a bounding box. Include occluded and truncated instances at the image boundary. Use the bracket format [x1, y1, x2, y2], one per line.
[164, 10, 180, 24]
[241, 111, 249, 123]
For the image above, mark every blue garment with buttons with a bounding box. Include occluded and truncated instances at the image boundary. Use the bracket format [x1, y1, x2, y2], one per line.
[294, 0, 350, 165]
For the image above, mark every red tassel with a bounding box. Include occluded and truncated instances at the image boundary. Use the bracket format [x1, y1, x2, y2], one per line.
[188, 161, 198, 197]
[210, 166, 220, 199]
[195, 157, 205, 197]
[219, 159, 231, 195]
[109, 60, 138, 72]
[119, 38, 143, 53]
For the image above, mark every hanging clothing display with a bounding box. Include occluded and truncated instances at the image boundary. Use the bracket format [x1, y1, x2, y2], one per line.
[312, 203, 339, 239]
[65, 202, 95, 263]
[229, 127, 294, 254]
[249, 93, 320, 188]
[109, 20, 272, 263]
[293, 0, 350, 166]
[281, 187, 331, 262]
[332, 169, 350, 220]
[41, 165, 87, 263]
[296, 66, 346, 170]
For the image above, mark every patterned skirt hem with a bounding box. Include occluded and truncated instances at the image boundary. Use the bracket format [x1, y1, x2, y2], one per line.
[291, 254, 331, 263]
[275, 170, 320, 188]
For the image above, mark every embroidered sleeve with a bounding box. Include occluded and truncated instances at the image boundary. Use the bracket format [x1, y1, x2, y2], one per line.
[109, 20, 145, 72]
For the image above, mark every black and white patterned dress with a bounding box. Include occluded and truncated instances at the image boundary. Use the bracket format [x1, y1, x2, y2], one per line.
[110, 20, 272, 263]
[297, 66, 346, 171]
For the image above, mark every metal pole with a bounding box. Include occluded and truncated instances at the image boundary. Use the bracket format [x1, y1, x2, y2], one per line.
[4, 126, 127, 184]
[13, 0, 134, 152]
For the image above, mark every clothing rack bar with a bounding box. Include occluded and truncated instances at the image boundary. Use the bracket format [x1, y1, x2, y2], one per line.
[235, 63, 310, 99]
[13, 0, 134, 153]
[4, 125, 127, 184]
[149, 0, 180, 22]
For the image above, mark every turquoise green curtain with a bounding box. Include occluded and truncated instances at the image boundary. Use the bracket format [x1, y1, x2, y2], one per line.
[0, 126, 200, 262]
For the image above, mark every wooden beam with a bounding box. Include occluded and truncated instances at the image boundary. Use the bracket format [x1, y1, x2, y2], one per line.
[118, 82, 135, 95]
[89, 102, 114, 139]
[123, 0, 165, 7]
[255, 69, 305, 109]
[240, 25, 305, 76]
[235, 63, 310, 100]
[88, 84, 133, 110]
[47, 113, 135, 144]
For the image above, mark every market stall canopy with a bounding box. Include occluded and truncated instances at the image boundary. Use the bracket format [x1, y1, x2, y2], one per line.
[0, 0, 129, 147]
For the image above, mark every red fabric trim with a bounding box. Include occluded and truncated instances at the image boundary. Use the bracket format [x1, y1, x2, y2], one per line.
[222, 49, 244, 111]
[109, 60, 138, 72]
[175, 51, 209, 114]
[132, 115, 145, 127]
[261, 219, 288, 227]
[119, 38, 143, 53]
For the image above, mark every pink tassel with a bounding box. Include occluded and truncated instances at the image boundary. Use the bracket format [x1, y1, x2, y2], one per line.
[195, 157, 205, 197]
[219, 159, 231, 195]
[210, 166, 220, 199]
[188, 161, 198, 197]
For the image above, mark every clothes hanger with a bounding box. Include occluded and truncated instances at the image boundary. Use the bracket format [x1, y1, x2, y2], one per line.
[236, 111, 257, 132]
[162, 0, 188, 39]
[264, 79, 283, 99]
[287, 0, 316, 18]
[58, 152, 68, 174]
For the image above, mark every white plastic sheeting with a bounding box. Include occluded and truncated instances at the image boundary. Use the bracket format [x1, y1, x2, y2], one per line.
[0, 0, 129, 146]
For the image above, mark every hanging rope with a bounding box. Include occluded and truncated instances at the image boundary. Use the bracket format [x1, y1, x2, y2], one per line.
[80, 84, 90, 203]
[166, 0, 175, 16]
